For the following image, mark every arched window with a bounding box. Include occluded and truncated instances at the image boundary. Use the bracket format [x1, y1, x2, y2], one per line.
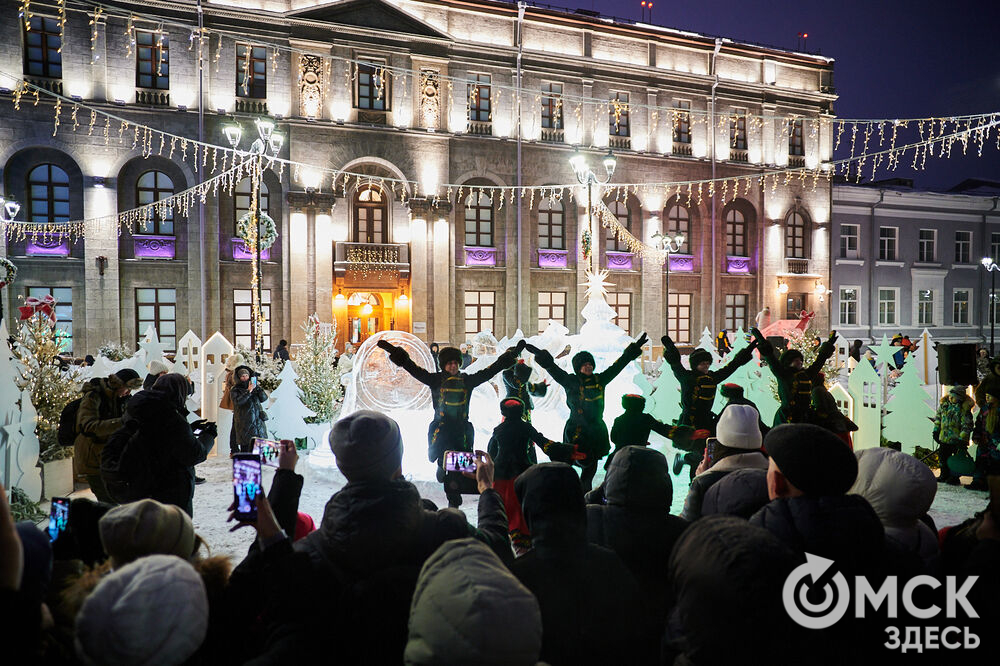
[27, 164, 70, 224]
[235, 178, 270, 234]
[725, 208, 746, 256]
[665, 204, 690, 254]
[786, 211, 807, 258]
[354, 185, 388, 243]
[464, 191, 493, 247]
[137, 170, 175, 234]
[605, 201, 630, 252]
[538, 198, 564, 250]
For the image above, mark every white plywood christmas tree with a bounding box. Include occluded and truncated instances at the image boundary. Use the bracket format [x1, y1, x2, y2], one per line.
[643, 357, 682, 428]
[883, 366, 936, 455]
[697, 327, 722, 366]
[265, 360, 316, 441]
[848, 359, 883, 451]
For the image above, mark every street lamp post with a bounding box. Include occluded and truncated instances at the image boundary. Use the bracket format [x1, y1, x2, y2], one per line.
[224, 117, 284, 358]
[652, 228, 686, 338]
[569, 149, 617, 274]
[0, 195, 22, 325]
[983, 256, 999, 356]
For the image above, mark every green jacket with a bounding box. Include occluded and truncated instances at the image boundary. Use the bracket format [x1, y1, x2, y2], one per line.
[74, 376, 129, 476]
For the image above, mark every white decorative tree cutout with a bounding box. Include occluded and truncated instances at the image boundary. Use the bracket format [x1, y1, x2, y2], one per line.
[265, 361, 316, 441]
[883, 366, 936, 456]
[697, 327, 722, 366]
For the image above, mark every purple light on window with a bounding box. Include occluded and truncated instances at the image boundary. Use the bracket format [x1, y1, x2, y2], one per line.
[232, 238, 271, 261]
[726, 256, 751, 273]
[26, 233, 70, 256]
[668, 254, 694, 272]
[465, 246, 497, 266]
[538, 249, 568, 268]
[134, 235, 176, 259]
[606, 251, 634, 270]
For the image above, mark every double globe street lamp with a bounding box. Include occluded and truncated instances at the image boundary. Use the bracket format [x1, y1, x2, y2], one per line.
[652, 228, 686, 339]
[982, 256, 1000, 356]
[569, 148, 617, 274]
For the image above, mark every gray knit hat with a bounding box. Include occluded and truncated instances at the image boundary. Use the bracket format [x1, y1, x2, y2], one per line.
[329, 410, 404, 482]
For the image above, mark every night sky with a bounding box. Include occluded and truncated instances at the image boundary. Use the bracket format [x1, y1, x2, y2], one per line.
[534, 0, 1000, 189]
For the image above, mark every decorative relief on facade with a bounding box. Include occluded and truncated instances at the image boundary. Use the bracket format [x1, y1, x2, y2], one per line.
[538, 249, 568, 269]
[419, 69, 440, 130]
[299, 54, 323, 118]
[606, 250, 634, 270]
[465, 247, 497, 266]
[133, 235, 176, 259]
[668, 254, 694, 272]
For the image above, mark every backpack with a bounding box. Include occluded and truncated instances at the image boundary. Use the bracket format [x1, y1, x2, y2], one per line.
[100, 421, 155, 503]
[57, 398, 83, 447]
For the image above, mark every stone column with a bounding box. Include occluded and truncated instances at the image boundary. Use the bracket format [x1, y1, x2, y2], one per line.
[641, 212, 664, 340]
[286, 190, 337, 342]
[83, 179, 121, 349]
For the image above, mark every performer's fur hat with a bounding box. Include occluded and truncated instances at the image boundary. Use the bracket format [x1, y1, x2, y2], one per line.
[572, 351, 596, 373]
[779, 349, 804, 367]
[688, 348, 712, 370]
[621, 394, 646, 412]
[438, 347, 462, 367]
[512, 359, 532, 382]
[500, 397, 525, 419]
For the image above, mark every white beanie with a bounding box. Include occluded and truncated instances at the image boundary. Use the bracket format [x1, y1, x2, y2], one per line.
[715, 404, 762, 450]
[75, 555, 208, 666]
[148, 359, 170, 376]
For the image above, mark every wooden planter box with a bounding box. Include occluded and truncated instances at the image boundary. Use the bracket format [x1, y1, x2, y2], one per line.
[42, 458, 74, 499]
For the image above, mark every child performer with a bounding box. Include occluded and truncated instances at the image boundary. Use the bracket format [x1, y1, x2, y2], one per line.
[607, 394, 705, 469]
[752, 328, 836, 427]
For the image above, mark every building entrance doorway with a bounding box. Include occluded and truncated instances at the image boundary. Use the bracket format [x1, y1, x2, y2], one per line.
[346, 292, 387, 345]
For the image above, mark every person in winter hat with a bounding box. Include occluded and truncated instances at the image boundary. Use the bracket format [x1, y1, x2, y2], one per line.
[700, 468, 770, 519]
[525, 333, 649, 492]
[502, 359, 548, 424]
[661, 333, 759, 479]
[970, 388, 1000, 491]
[932, 385, 974, 485]
[218, 353, 245, 411]
[142, 358, 171, 391]
[681, 404, 768, 521]
[329, 410, 404, 482]
[974, 355, 1000, 408]
[753, 327, 837, 426]
[405, 538, 542, 666]
[98, 499, 199, 568]
[810, 372, 858, 449]
[849, 448, 940, 571]
[606, 394, 701, 469]
[75, 554, 208, 665]
[715, 329, 732, 356]
[717, 382, 770, 437]
[378, 339, 523, 507]
[229, 364, 268, 455]
[75, 368, 142, 503]
[487, 398, 579, 550]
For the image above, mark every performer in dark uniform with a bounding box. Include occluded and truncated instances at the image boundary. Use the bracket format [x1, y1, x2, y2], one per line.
[752, 328, 837, 426]
[377, 338, 523, 507]
[606, 394, 704, 469]
[502, 359, 548, 423]
[525, 333, 648, 492]
[661, 334, 759, 478]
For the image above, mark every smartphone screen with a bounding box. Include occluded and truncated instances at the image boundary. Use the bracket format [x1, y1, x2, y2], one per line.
[253, 437, 282, 467]
[48, 497, 70, 543]
[704, 439, 717, 465]
[233, 455, 262, 522]
[444, 450, 477, 473]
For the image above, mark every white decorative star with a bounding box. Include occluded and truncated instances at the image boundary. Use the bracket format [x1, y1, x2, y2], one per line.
[138, 327, 171, 364]
[868, 334, 899, 369]
[581, 269, 614, 301]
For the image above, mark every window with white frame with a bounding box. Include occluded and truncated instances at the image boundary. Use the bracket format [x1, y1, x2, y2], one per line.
[839, 287, 858, 326]
[878, 288, 897, 326]
[840, 224, 860, 259]
[234, 289, 271, 350]
[464, 291, 495, 336]
[917, 289, 934, 326]
[879, 227, 897, 261]
[235, 178, 269, 234]
[955, 231, 972, 263]
[724, 294, 748, 331]
[27, 287, 72, 352]
[607, 292, 631, 335]
[667, 293, 691, 344]
[136, 288, 177, 351]
[464, 192, 493, 247]
[918, 229, 936, 262]
[953, 289, 970, 325]
[537, 291, 566, 333]
[137, 170, 175, 235]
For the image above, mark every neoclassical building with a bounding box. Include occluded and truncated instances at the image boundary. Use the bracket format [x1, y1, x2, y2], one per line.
[0, 0, 836, 354]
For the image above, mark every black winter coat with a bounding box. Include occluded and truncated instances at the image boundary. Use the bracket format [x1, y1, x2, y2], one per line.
[487, 419, 569, 480]
[117, 389, 213, 516]
[230, 380, 268, 453]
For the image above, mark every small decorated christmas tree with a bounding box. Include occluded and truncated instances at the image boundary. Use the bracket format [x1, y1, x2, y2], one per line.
[295, 314, 343, 424]
[883, 365, 936, 455]
[234, 343, 284, 391]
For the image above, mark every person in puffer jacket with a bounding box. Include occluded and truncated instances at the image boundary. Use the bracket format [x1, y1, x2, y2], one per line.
[932, 385, 974, 485]
[229, 365, 268, 455]
[849, 447, 940, 573]
[405, 538, 542, 666]
[75, 368, 142, 503]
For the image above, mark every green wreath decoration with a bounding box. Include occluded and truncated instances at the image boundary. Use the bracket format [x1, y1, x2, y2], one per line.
[237, 211, 278, 251]
[0, 256, 16, 287]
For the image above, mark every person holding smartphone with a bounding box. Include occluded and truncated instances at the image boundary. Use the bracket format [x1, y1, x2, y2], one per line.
[230, 365, 268, 456]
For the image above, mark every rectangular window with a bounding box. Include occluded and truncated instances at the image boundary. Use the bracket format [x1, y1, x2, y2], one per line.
[541, 82, 563, 130]
[729, 111, 747, 150]
[954, 231, 972, 263]
[839, 287, 859, 326]
[469, 73, 491, 123]
[464, 291, 495, 336]
[840, 224, 859, 259]
[236, 44, 267, 99]
[878, 288, 897, 326]
[537, 291, 566, 334]
[356, 60, 389, 111]
[136, 31, 169, 90]
[953, 289, 970, 325]
[879, 227, 897, 261]
[918, 229, 936, 262]
[27, 287, 72, 352]
[788, 119, 804, 156]
[724, 294, 748, 331]
[234, 289, 271, 350]
[673, 100, 691, 144]
[136, 288, 177, 351]
[992, 232, 1000, 264]
[24, 16, 62, 79]
[463, 193, 493, 247]
[918, 289, 934, 326]
[667, 293, 692, 344]
[609, 92, 630, 137]
[607, 292, 632, 335]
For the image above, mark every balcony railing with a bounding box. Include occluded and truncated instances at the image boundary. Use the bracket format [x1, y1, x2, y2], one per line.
[540, 127, 564, 143]
[788, 155, 806, 168]
[24, 76, 62, 96]
[136, 89, 170, 106]
[468, 120, 492, 136]
[609, 135, 631, 150]
[729, 148, 748, 163]
[334, 242, 410, 278]
[357, 110, 388, 125]
[235, 98, 268, 114]
[672, 143, 692, 156]
[786, 258, 809, 274]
